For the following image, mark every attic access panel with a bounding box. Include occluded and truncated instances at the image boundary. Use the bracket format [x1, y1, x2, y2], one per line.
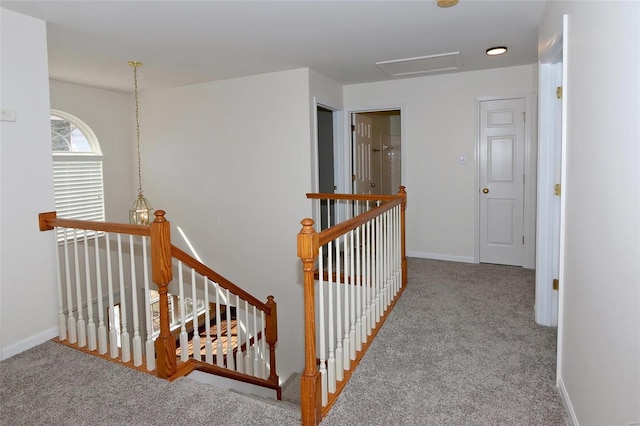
[376, 52, 462, 77]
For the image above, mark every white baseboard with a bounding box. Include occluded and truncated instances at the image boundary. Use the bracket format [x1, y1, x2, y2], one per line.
[1, 327, 59, 360]
[558, 376, 578, 425]
[406, 251, 475, 264]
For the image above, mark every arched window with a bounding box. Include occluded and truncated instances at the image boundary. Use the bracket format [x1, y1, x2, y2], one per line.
[51, 110, 105, 240]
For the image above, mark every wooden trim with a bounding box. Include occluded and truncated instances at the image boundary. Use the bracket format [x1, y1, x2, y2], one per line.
[187, 359, 282, 393]
[297, 219, 322, 426]
[306, 192, 400, 202]
[38, 211, 57, 231]
[171, 245, 270, 314]
[265, 295, 279, 392]
[38, 214, 151, 236]
[151, 210, 177, 379]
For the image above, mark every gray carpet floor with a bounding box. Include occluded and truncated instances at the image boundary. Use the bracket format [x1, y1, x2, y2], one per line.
[1, 258, 567, 425]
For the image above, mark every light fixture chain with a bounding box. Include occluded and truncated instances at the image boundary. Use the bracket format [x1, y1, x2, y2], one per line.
[133, 64, 143, 197]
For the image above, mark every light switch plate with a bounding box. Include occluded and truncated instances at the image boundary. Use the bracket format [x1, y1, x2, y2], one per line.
[1, 108, 17, 122]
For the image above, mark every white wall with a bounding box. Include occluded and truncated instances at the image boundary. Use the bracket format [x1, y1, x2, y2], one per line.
[540, 2, 640, 424]
[344, 65, 537, 262]
[137, 68, 314, 380]
[0, 9, 58, 359]
[49, 80, 133, 222]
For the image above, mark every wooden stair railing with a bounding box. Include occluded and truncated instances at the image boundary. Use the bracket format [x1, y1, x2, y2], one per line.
[39, 209, 280, 398]
[297, 187, 407, 426]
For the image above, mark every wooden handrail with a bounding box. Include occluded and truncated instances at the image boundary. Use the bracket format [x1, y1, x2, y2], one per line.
[316, 188, 405, 246]
[171, 245, 270, 314]
[306, 192, 400, 202]
[38, 211, 151, 236]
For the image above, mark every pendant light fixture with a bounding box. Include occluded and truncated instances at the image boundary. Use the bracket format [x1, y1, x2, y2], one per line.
[128, 60, 153, 225]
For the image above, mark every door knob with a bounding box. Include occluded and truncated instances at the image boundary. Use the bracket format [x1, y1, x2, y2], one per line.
[370, 182, 376, 188]
[482, 188, 489, 194]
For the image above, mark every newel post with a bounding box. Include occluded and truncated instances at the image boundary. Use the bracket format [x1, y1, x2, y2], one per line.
[150, 210, 176, 379]
[265, 295, 281, 398]
[297, 218, 322, 426]
[398, 186, 408, 288]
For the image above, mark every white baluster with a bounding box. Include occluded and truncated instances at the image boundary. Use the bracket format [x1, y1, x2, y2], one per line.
[226, 289, 235, 370]
[95, 232, 107, 354]
[327, 240, 336, 393]
[366, 216, 374, 338]
[204, 276, 213, 364]
[338, 232, 352, 372]
[260, 309, 267, 379]
[335, 235, 344, 381]
[318, 245, 328, 406]
[177, 262, 189, 362]
[344, 229, 360, 362]
[244, 300, 252, 376]
[63, 229, 77, 344]
[106, 234, 118, 358]
[83, 233, 96, 351]
[235, 294, 244, 374]
[375, 213, 381, 321]
[191, 269, 201, 361]
[252, 305, 260, 376]
[53, 228, 66, 340]
[117, 234, 130, 363]
[355, 224, 362, 353]
[129, 235, 142, 367]
[73, 229, 86, 347]
[214, 281, 224, 367]
[142, 236, 155, 370]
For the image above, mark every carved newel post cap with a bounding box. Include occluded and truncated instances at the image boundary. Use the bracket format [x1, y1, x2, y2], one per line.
[154, 210, 167, 223]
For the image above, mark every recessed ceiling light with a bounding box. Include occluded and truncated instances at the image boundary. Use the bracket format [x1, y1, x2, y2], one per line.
[486, 46, 507, 56]
[437, 0, 458, 7]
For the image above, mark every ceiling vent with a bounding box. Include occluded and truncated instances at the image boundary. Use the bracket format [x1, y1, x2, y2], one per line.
[376, 52, 462, 77]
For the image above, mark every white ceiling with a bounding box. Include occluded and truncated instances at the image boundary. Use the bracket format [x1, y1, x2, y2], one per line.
[1, 0, 548, 93]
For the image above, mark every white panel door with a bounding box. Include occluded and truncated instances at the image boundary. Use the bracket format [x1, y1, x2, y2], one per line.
[479, 98, 526, 266]
[353, 114, 373, 195]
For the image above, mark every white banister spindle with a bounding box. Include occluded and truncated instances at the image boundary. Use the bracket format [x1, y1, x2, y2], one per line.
[327, 240, 336, 393]
[226, 289, 235, 370]
[338, 232, 355, 370]
[355, 224, 362, 352]
[318, 245, 328, 406]
[204, 277, 213, 364]
[365, 217, 373, 340]
[83, 233, 96, 351]
[129, 235, 142, 367]
[335, 235, 344, 382]
[252, 305, 259, 376]
[54, 229, 66, 341]
[244, 300, 252, 376]
[235, 294, 244, 374]
[214, 281, 224, 367]
[177, 262, 189, 362]
[375, 213, 382, 322]
[191, 269, 201, 361]
[117, 234, 130, 363]
[63, 229, 77, 344]
[142, 236, 155, 370]
[348, 228, 356, 362]
[95, 232, 107, 355]
[73, 229, 86, 347]
[106, 234, 118, 358]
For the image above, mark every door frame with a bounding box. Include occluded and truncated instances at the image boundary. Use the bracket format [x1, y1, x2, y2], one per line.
[536, 39, 564, 328]
[474, 93, 537, 269]
[312, 97, 345, 224]
[344, 105, 406, 195]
